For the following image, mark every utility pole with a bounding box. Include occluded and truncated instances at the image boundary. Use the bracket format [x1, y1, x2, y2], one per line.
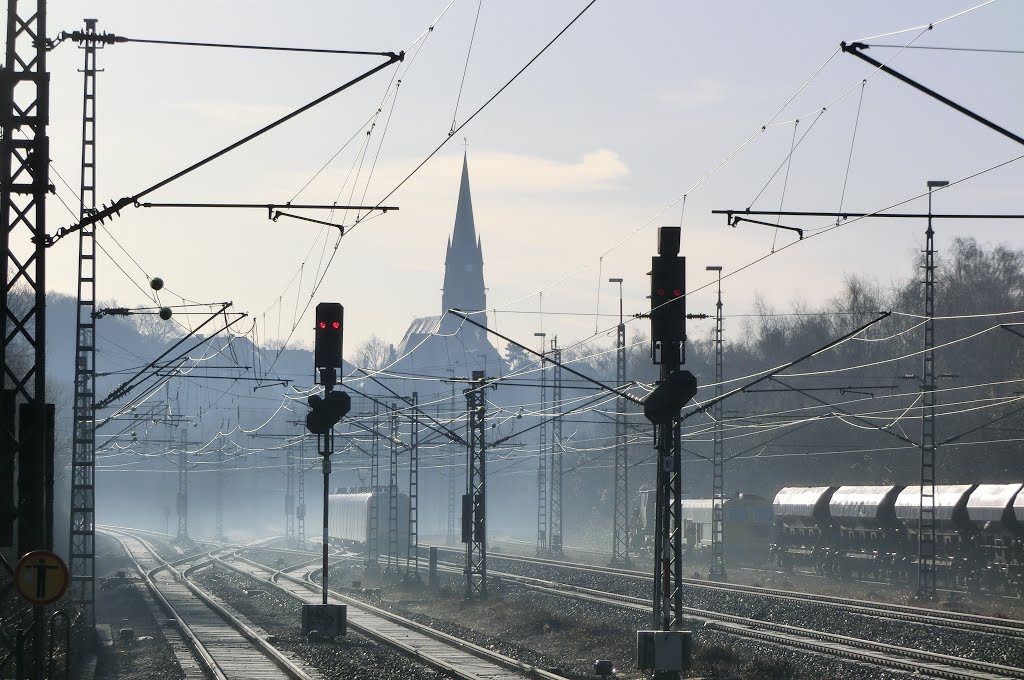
[67, 17, 101, 624]
[464, 371, 490, 599]
[406, 392, 419, 579]
[610, 277, 630, 565]
[919, 180, 947, 598]
[387, 403, 399, 573]
[549, 337, 564, 556]
[707, 266, 726, 581]
[534, 332, 547, 555]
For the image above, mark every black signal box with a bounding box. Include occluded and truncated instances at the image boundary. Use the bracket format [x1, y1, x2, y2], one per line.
[314, 303, 344, 376]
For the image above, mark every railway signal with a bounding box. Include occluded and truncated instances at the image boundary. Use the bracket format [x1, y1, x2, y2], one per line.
[308, 301, 350, 632]
[314, 303, 344, 380]
[306, 392, 351, 434]
[640, 227, 694, 680]
[650, 253, 685, 345]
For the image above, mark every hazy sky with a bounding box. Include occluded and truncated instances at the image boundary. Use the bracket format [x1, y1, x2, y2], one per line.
[42, 1, 1024, 363]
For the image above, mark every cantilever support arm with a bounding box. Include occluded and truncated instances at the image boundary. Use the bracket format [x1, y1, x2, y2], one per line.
[43, 50, 403, 247]
[354, 367, 469, 447]
[681, 311, 892, 422]
[448, 309, 644, 406]
[729, 215, 803, 239]
[842, 41, 1024, 148]
[770, 377, 917, 447]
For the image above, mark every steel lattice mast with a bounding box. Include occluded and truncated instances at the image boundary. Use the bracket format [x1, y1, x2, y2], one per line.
[285, 444, 296, 543]
[176, 426, 188, 540]
[68, 17, 100, 621]
[918, 181, 946, 598]
[296, 433, 306, 548]
[387, 403, 399, 572]
[1, 0, 50, 555]
[367, 401, 380, 572]
[464, 371, 488, 598]
[611, 278, 629, 564]
[549, 339, 563, 556]
[406, 392, 419, 578]
[215, 446, 224, 540]
[536, 339, 547, 555]
[709, 267, 726, 580]
[445, 401, 457, 544]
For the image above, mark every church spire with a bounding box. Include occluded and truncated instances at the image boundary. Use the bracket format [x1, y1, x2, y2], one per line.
[441, 154, 487, 331]
[451, 152, 477, 253]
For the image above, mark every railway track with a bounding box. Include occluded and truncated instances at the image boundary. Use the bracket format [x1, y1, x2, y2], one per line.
[243, 541, 1024, 677]
[212, 548, 568, 680]
[106, 529, 1024, 678]
[440, 544, 1024, 639]
[99, 528, 316, 680]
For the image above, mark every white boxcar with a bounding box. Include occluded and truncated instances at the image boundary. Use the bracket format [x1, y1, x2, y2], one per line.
[327, 490, 409, 548]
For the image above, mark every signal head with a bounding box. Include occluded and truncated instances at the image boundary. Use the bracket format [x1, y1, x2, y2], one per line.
[314, 302, 344, 380]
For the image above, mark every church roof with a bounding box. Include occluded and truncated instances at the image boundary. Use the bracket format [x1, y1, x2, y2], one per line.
[398, 315, 441, 349]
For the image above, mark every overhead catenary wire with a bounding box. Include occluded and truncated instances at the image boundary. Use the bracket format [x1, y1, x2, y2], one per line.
[464, 6, 966, 332]
[354, 0, 600, 222]
[86, 2, 1015, 475]
[449, 0, 485, 135]
[838, 80, 867, 217]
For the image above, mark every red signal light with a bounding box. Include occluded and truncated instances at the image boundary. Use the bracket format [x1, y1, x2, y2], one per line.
[318, 321, 326, 329]
[673, 288, 683, 297]
[332, 321, 340, 329]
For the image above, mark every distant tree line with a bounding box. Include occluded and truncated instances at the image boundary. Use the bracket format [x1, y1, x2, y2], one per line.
[552, 238, 1024, 543]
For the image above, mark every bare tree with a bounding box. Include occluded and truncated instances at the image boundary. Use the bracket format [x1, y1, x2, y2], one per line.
[352, 334, 391, 370]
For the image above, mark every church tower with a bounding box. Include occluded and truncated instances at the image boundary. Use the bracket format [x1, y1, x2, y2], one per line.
[440, 154, 487, 335]
[393, 152, 502, 374]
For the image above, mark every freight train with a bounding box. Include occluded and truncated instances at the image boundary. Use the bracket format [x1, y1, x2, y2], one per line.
[635, 489, 773, 565]
[634, 483, 1024, 593]
[326, 488, 409, 549]
[773, 483, 1024, 593]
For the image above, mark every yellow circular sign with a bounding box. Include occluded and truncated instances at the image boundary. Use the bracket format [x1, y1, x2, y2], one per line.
[14, 550, 69, 606]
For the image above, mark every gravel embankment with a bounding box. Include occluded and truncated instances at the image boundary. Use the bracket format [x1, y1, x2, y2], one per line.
[456, 549, 1024, 669]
